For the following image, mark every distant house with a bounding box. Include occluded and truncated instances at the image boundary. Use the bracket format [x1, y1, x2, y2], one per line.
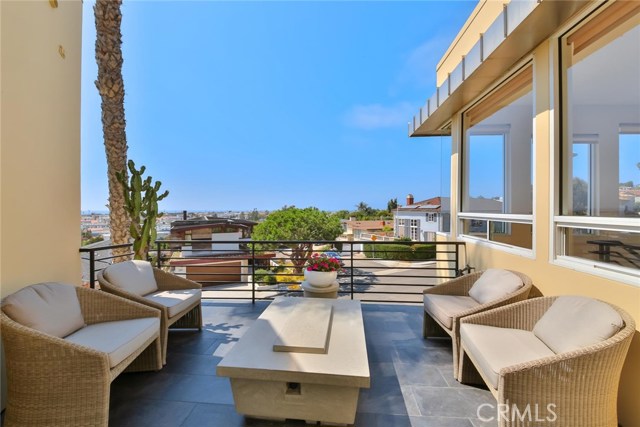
[341, 219, 392, 241]
[394, 194, 502, 241]
[169, 216, 266, 286]
[170, 216, 256, 255]
[394, 195, 450, 242]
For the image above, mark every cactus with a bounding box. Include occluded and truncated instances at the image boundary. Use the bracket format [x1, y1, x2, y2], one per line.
[117, 160, 169, 261]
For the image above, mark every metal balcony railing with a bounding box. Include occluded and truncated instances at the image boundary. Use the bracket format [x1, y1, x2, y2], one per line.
[80, 239, 469, 304]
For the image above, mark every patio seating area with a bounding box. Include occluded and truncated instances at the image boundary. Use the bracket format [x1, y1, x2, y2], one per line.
[104, 300, 496, 427]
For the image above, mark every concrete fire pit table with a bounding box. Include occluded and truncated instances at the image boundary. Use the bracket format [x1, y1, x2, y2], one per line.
[216, 297, 370, 426]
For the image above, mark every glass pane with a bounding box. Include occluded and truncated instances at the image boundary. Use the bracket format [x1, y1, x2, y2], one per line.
[468, 134, 504, 207]
[561, 228, 640, 271]
[489, 222, 532, 249]
[463, 90, 533, 215]
[461, 219, 487, 238]
[619, 133, 640, 217]
[571, 141, 592, 215]
[564, 24, 640, 217]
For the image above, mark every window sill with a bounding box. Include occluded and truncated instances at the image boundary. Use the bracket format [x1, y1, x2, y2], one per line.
[552, 256, 640, 287]
[459, 234, 535, 259]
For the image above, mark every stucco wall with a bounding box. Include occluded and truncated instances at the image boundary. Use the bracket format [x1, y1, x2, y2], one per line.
[0, 0, 82, 409]
[451, 41, 640, 426]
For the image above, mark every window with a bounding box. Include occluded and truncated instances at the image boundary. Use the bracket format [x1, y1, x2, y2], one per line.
[460, 64, 534, 251]
[397, 219, 406, 238]
[410, 219, 419, 241]
[426, 213, 436, 222]
[556, 2, 640, 281]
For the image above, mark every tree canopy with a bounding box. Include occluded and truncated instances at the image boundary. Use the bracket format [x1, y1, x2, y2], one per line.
[252, 206, 342, 241]
[252, 207, 343, 272]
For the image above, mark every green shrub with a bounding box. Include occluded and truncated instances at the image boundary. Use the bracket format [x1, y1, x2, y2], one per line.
[364, 242, 436, 260]
[364, 243, 412, 260]
[412, 244, 436, 260]
[254, 269, 277, 286]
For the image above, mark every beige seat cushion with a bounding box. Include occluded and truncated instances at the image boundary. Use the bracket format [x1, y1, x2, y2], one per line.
[2, 283, 85, 338]
[533, 296, 624, 354]
[424, 295, 479, 330]
[104, 260, 158, 296]
[65, 317, 160, 368]
[145, 289, 202, 318]
[461, 324, 555, 389]
[468, 269, 523, 305]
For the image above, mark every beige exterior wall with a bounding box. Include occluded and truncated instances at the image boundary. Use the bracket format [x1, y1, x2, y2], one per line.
[0, 0, 82, 409]
[442, 7, 640, 424]
[436, 0, 509, 86]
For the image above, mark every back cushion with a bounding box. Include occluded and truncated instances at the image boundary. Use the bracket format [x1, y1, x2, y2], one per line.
[533, 296, 624, 354]
[104, 260, 158, 296]
[468, 269, 523, 304]
[2, 283, 85, 338]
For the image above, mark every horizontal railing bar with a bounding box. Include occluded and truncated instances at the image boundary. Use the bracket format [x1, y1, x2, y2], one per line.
[81, 239, 468, 302]
[79, 243, 132, 252]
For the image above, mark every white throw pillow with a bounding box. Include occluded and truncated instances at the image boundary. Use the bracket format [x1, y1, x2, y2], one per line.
[533, 296, 624, 354]
[104, 260, 158, 296]
[2, 282, 85, 338]
[468, 269, 523, 305]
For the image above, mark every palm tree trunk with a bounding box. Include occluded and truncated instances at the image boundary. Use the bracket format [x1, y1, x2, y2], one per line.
[94, 0, 130, 259]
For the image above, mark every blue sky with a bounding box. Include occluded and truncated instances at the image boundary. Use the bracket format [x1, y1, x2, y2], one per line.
[81, 1, 476, 212]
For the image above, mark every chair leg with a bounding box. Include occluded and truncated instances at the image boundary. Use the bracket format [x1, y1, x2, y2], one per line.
[423, 311, 449, 339]
[458, 347, 484, 385]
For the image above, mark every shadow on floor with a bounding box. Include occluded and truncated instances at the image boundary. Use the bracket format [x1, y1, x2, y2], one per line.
[104, 300, 496, 427]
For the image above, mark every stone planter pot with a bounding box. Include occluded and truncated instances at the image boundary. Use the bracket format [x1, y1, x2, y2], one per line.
[304, 270, 338, 287]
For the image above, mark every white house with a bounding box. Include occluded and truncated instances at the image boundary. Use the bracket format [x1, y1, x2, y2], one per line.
[394, 195, 451, 242]
[395, 194, 504, 241]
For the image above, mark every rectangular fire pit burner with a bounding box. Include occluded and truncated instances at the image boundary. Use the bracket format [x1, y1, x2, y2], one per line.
[216, 297, 370, 426]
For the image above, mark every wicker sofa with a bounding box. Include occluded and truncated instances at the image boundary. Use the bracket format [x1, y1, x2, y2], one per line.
[1, 283, 162, 427]
[98, 260, 202, 364]
[423, 269, 533, 379]
[458, 296, 635, 427]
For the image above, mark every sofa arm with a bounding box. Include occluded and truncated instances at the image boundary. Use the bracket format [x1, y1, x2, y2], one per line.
[153, 268, 202, 291]
[1, 312, 110, 377]
[423, 271, 484, 296]
[498, 325, 634, 423]
[76, 286, 160, 325]
[461, 297, 555, 331]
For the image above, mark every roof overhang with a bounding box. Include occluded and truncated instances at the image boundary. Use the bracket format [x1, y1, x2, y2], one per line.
[409, 0, 590, 137]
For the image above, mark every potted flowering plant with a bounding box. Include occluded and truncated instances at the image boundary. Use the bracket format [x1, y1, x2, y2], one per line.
[304, 253, 342, 287]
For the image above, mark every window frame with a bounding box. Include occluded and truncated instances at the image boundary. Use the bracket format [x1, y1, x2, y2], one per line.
[551, 1, 640, 286]
[458, 60, 535, 254]
[410, 219, 419, 241]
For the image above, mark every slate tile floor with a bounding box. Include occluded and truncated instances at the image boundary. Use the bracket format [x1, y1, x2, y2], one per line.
[108, 300, 496, 427]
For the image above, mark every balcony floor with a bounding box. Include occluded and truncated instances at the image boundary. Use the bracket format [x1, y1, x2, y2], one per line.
[108, 300, 496, 427]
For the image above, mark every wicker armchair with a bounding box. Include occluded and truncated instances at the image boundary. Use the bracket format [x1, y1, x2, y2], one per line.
[98, 260, 202, 364]
[423, 270, 533, 380]
[1, 284, 162, 427]
[458, 296, 635, 427]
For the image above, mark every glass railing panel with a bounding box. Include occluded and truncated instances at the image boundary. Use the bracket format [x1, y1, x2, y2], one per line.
[506, 0, 538, 35]
[449, 61, 464, 93]
[465, 39, 483, 78]
[483, 10, 506, 59]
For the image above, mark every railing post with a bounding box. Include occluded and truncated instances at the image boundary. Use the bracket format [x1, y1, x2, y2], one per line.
[350, 243, 354, 300]
[89, 249, 96, 289]
[251, 242, 256, 304]
[156, 241, 162, 269]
